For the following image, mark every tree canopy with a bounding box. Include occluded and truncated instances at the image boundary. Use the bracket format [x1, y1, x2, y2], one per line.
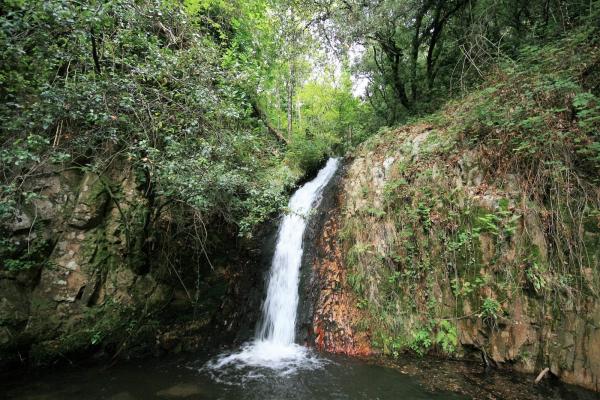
[1, 0, 598, 239]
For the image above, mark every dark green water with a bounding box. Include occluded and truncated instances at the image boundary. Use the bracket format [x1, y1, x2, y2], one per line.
[2, 352, 597, 400]
[2, 353, 464, 400]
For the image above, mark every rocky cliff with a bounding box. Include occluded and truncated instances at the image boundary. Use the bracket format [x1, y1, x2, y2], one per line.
[309, 120, 600, 391]
[308, 35, 600, 390]
[0, 159, 269, 369]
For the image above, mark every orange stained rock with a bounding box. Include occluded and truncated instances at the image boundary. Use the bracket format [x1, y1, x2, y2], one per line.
[311, 209, 372, 357]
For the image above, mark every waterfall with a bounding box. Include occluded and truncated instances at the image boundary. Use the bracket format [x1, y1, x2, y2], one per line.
[206, 158, 339, 375]
[258, 157, 339, 344]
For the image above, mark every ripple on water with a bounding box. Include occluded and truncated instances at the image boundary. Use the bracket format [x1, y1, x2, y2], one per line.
[201, 341, 327, 385]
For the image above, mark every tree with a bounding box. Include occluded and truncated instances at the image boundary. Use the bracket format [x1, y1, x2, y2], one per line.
[318, 0, 470, 119]
[314, 0, 596, 125]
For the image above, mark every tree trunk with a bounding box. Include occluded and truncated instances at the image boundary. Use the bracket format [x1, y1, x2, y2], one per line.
[392, 54, 412, 111]
[252, 102, 289, 144]
[90, 27, 101, 75]
[287, 62, 295, 141]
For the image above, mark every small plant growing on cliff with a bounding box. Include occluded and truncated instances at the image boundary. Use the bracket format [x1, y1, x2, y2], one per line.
[90, 331, 103, 345]
[383, 178, 407, 204]
[525, 261, 548, 293]
[347, 242, 371, 267]
[1, 231, 51, 272]
[417, 202, 432, 231]
[356, 297, 369, 310]
[4, 258, 36, 272]
[361, 185, 369, 198]
[366, 207, 386, 218]
[477, 213, 501, 235]
[451, 276, 485, 297]
[479, 298, 502, 330]
[347, 271, 366, 294]
[387, 270, 401, 285]
[409, 329, 432, 356]
[434, 320, 458, 354]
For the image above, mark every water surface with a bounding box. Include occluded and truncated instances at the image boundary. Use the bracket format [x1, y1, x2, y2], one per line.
[2, 353, 466, 400]
[3, 352, 597, 400]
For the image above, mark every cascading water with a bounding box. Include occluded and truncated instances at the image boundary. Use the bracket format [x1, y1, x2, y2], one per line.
[258, 157, 340, 345]
[206, 158, 339, 377]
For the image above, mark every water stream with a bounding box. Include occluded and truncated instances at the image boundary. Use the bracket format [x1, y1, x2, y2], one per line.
[205, 158, 340, 377]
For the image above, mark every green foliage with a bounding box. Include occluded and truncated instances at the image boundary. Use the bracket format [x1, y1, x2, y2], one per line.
[406, 320, 457, 357]
[434, 320, 458, 355]
[373, 333, 406, 357]
[0, 231, 51, 273]
[451, 276, 485, 297]
[348, 270, 366, 295]
[417, 202, 432, 231]
[294, 73, 369, 151]
[0, 0, 376, 247]
[383, 178, 408, 203]
[477, 213, 502, 236]
[366, 207, 386, 219]
[525, 261, 548, 294]
[409, 329, 432, 357]
[285, 134, 331, 175]
[319, 0, 597, 126]
[455, 33, 600, 175]
[573, 92, 600, 162]
[479, 298, 502, 329]
[347, 242, 371, 268]
[0, 0, 306, 241]
[356, 297, 369, 310]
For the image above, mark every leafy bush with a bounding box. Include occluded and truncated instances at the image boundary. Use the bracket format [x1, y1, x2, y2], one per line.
[479, 298, 502, 329]
[409, 329, 432, 356]
[0, 0, 294, 242]
[434, 320, 458, 355]
[285, 134, 332, 176]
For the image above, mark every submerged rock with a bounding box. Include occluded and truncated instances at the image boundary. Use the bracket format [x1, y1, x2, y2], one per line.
[109, 392, 138, 400]
[156, 383, 203, 398]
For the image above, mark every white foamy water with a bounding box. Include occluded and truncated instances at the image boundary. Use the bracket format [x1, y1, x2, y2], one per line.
[205, 158, 339, 378]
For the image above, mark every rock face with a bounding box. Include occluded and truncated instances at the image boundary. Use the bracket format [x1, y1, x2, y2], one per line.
[0, 159, 268, 368]
[296, 165, 372, 356]
[309, 210, 372, 356]
[0, 161, 168, 365]
[313, 124, 600, 391]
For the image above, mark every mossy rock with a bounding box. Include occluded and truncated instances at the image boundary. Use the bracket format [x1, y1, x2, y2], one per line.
[69, 173, 110, 229]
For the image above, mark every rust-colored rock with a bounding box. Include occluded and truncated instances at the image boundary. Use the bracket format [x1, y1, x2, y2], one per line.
[311, 207, 372, 357]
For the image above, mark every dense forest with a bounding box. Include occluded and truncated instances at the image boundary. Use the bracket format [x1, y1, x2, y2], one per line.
[2, 0, 598, 241]
[1, 0, 600, 398]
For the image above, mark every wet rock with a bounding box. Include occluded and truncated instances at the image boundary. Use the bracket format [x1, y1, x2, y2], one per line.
[109, 392, 138, 400]
[0, 154, 268, 372]
[156, 383, 203, 398]
[6, 210, 33, 232]
[0, 280, 30, 350]
[0, 280, 29, 323]
[310, 212, 372, 356]
[31, 198, 57, 221]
